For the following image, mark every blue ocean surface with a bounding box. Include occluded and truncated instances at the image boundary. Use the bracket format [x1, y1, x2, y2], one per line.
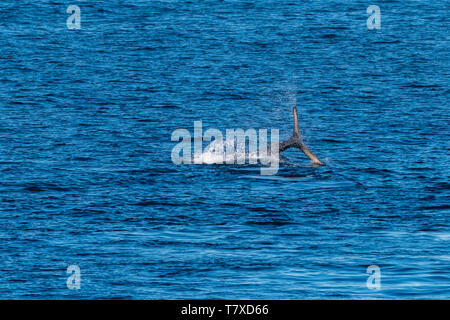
[0, 1, 449, 299]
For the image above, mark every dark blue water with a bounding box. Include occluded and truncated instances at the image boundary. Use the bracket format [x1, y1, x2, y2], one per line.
[0, 0, 449, 299]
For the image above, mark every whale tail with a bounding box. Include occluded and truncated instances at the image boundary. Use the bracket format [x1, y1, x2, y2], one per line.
[279, 106, 324, 165]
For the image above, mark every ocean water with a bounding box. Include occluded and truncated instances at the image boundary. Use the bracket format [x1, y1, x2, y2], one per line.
[0, 0, 449, 299]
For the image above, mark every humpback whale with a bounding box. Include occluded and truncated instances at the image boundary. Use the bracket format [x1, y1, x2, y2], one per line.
[278, 107, 324, 166]
[170, 106, 324, 171]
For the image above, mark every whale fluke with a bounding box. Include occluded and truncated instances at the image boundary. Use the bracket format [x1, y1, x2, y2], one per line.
[279, 107, 324, 166]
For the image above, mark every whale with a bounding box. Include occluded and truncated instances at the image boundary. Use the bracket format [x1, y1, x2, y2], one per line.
[171, 106, 324, 170]
[277, 106, 324, 166]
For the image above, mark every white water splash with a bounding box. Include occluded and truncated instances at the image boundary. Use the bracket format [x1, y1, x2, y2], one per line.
[193, 138, 278, 165]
